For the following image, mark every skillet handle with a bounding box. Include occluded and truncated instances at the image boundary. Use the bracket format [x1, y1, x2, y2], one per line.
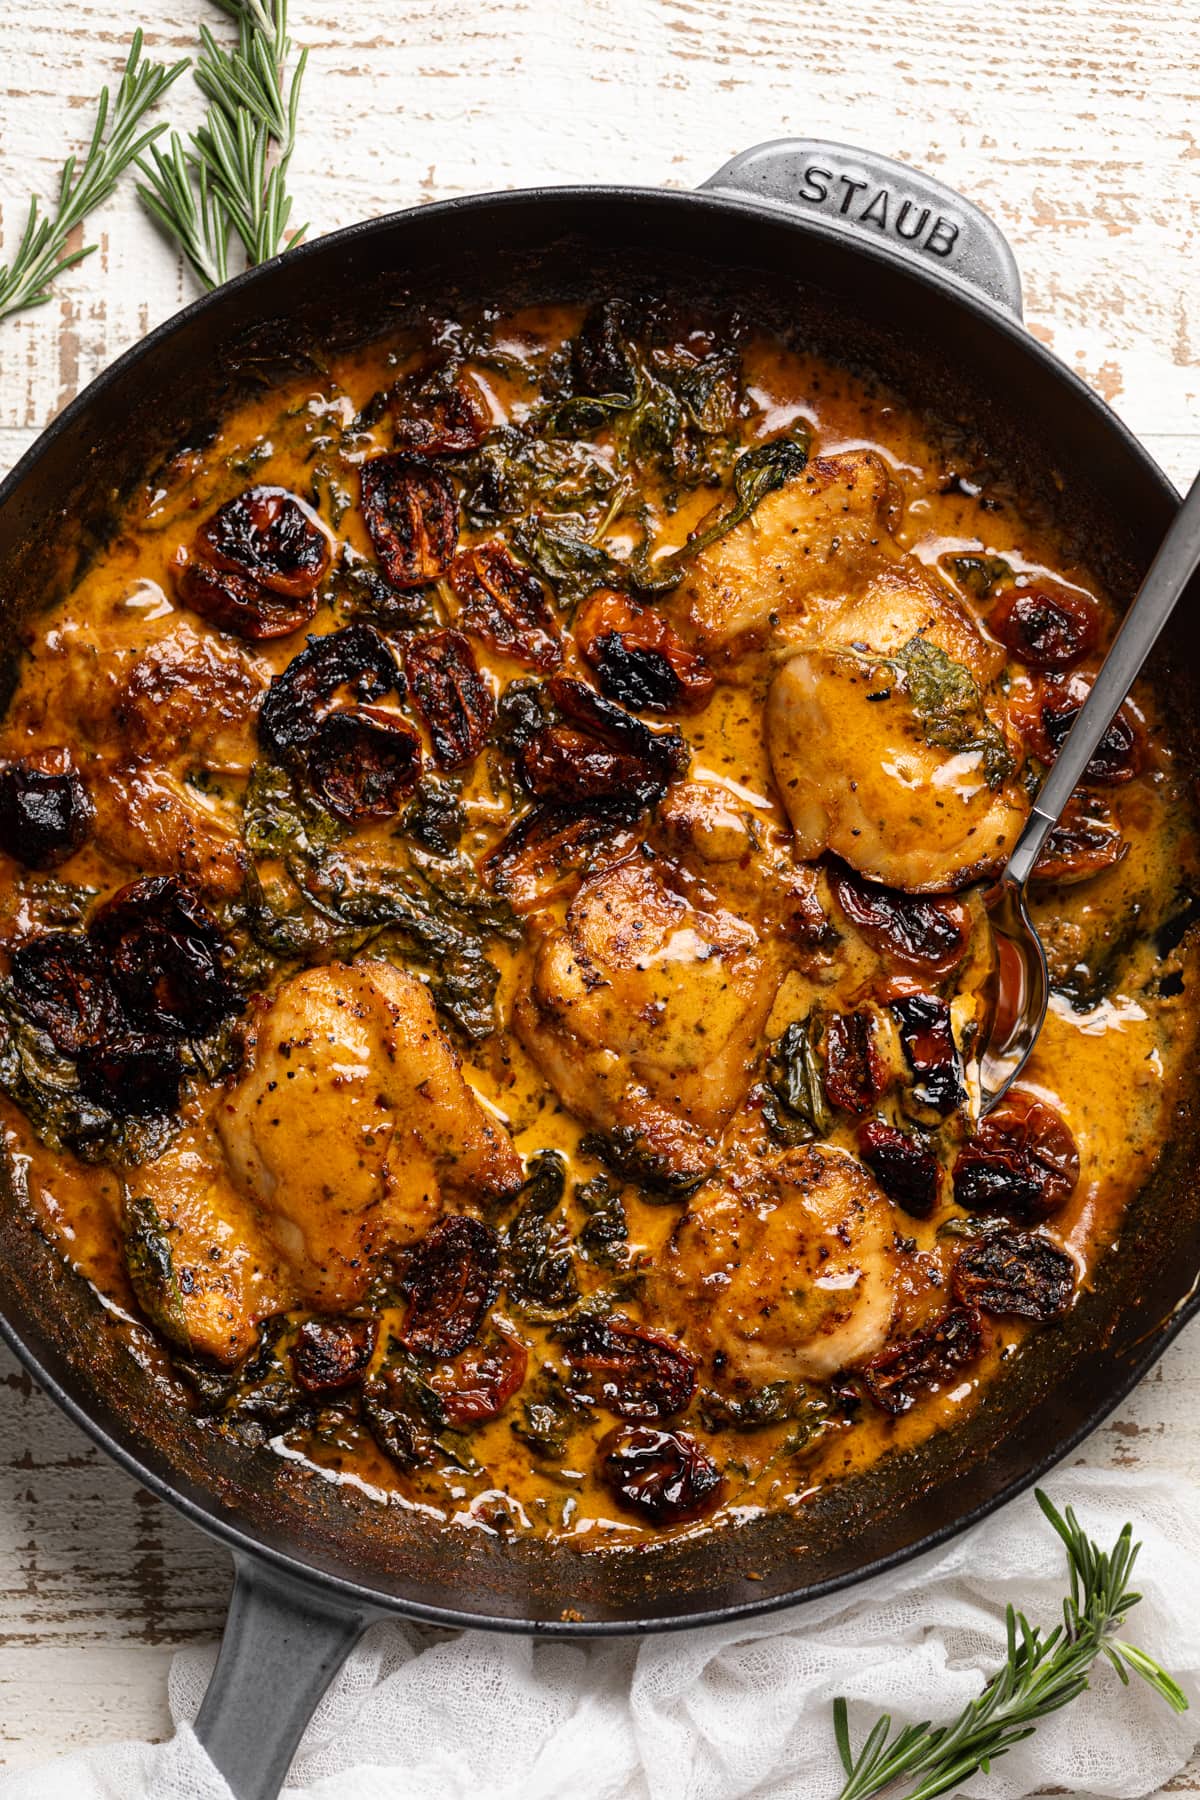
[700, 138, 1024, 319]
[193, 1552, 378, 1800]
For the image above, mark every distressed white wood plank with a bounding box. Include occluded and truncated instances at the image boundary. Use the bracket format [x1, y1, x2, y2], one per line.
[0, 0, 1198, 1786]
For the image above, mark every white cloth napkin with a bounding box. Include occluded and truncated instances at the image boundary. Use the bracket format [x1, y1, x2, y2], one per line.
[2, 1467, 1198, 1800]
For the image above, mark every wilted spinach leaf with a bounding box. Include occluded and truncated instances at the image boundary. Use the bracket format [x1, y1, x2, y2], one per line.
[763, 1017, 832, 1145]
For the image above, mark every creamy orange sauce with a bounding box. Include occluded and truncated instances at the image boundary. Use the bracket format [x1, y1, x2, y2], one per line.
[0, 298, 1194, 1549]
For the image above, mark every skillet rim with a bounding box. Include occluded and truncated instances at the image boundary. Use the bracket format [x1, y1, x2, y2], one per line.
[0, 179, 1193, 1637]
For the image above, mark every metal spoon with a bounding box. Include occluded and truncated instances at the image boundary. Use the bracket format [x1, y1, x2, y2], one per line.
[978, 468, 1200, 1113]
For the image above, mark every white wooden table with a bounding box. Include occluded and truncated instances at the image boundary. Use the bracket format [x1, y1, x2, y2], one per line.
[0, 0, 1197, 1784]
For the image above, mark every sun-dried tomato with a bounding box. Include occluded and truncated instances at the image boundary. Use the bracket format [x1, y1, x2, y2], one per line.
[10, 933, 113, 1055]
[574, 589, 714, 713]
[856, 1119, 940, 1218]
[596, 1425, 724, 1526]
[861, 1306, 983, 1414]
[0, 751, 94, 870]
[519, 727, 661, 804]
[990, 581, 1099, 672]
[481, 802, 640, 911]
[257, 625, 403, 759]
[449, 542, 561, 671]
[430, 1323, 528, 1426]
[1031, 789, 1126, 885]
[197, 486, 331, 600]
[404, 630, 494, 769]
[560, 1315, 696, 1420]
[77, 1030, 182, 1117]
[306, 708, 423, 821]
[90, 876, 235, 1037]
[952, 1230, 1076, 1320]
[550, 676, 689, 781]
[292, 1316, 378, 1394]
[1010, 673, 1143, 785]
[360, 452, 459, 589]
[890, 993, 966, 1116]
[175, 556, 320, 641]
[952, 1092, 1080, 1220]
[391, 357, 490, 456]
[831, 865, 971, 977]
[823, 1011, 887, 1115]
[398, 1216, 500, 1359]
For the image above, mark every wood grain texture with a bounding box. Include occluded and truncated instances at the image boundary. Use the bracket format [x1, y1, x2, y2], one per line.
[0, 0, 1198, 1786]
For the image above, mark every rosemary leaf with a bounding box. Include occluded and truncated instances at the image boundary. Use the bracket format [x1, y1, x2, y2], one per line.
[833, 1489, 1188, 1800]
[0, 32, 187, 324]
[137, 0, 308, 289]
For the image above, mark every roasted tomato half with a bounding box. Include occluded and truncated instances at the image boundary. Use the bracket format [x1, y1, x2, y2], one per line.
[574, 589, 714, 713]
[831, 865, 971, 978]
[517, 676, 687, 807]
[952, 1230, 1076, 1320]
[90, 876, 235, 1037]
[77, 1030, 183, 1117]
[1030, 789, 1126, 885]
[307, 708, 423, 821]
[861, 1306, 983, 1414]
[856, 1120, 940, 1218]
[430, 1323, 528, 1427]
[482, 802, 640, 912]
[9, 932, 113, 1055]
[360, 452, 459, 589]
[404, 630, 495, 769]
[197, 486, 331, 600]
[449, 542, 561, 671]
[292, 1317, 378, 1394]
[823, 1011, 888, 1115]
[257, 624, 403, 759]
[391, 357, 491, 456]
[596, 1425, 724, 1527]
[890, 993, 966, 1116]
[398, 1216, 500, 1359]
[952, 1092, 1080, 1220]
[0, 750, 94, 870]
[560, 1315, 697, 1420]
[990, 581, 1100, 671]
[1010, 673, 1143, 785]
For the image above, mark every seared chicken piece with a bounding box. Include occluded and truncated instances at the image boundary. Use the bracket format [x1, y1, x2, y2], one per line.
[653, 1145, 898, 1388]
[93, 761, 247, 900]
[217, 961, 521, 1310]
[123, 1128, 284, 1364]
[513, 855, 780, 1183]
[811, 561, 1005, 687]
[666, 450, 899, 662]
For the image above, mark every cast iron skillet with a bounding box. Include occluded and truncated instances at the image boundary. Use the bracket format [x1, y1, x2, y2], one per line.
[0, 140, 1197, 1800]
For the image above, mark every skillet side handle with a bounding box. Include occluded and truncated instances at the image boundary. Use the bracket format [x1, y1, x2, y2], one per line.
[193, 1553, 377, 1800]
[700, 139, 1024, 319]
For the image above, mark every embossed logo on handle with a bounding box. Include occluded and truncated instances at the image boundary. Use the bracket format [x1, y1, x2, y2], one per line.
[792, 161, 961, 259]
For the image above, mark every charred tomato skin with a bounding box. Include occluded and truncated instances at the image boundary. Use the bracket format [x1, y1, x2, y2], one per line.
[559, 1316, 697, 1421]
[197, 485, 331, 599]
[89, 875, 236, 1037]
[1031, 789, 1126, 885]
[831, 865, 971, 978]
[596, 1424, 724, 1527]
[404, 630, 495, 770]
[398, 1215, 500, 1359]
[574, 590, 714, 714]
[952, 1230, 1077, 1320]
[292, 1316, 378, 1394]
[989, 582, 1100, 671]
[952, 1092, 1080, 1220]
[9, 932, 113, 1055]
[174, 554, 320, 641]
[823, 1011, 887, 1116]
[1011, 673, 1143, 785]
[856, 1119, 940, 1218]
[450, 542, 561, 671]
[257, 624, 402, 760]
[431, 1323, 528, 1427]
[76, 1030, 183, 1117]
[890, 993, 966, 1115]
[0, 750, 94, 869]
[861, 1305, 984, 1415]
[360, 452, 459, 589]
[306, 709, 423, 821]
[391, 358, 491, 456]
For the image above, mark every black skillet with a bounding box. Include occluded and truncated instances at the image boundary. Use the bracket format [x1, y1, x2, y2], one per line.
[0, 140, 1196, 1800]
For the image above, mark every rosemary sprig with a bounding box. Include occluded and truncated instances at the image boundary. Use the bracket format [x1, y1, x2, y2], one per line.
[833, 1490, 1188, 1800]
[0, 32, 187, 323]
[137, 0, 308, 289]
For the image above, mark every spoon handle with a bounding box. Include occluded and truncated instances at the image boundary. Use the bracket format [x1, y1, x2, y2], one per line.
[1004, 468, 1200, 889]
